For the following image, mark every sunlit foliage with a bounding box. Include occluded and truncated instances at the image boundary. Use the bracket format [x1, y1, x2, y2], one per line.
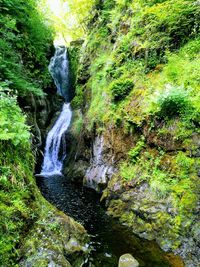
[0, 0, 54, 96]
[0, 0, 54, 264]
[39, 0, 95, 43]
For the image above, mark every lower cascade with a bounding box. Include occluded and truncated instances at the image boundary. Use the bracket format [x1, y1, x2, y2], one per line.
[41, 103, 72, 176]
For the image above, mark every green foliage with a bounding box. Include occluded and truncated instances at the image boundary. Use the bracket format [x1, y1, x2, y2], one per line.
[0, 140, 37, 266]
[120, 161, 137, 181]
[0, 1, 54, 265]
[153, 86, 192, 119]
[110, 77, 134, 101]
[154, 38, 200, 91]
[128, 137, 145, 163]
[138, 0, 200, 70]
[72, 0, 200, 256]
[74, 0, 200, 132]
[87, 27, 110, 53]
[71, 85, 85, 109]
[39, 0, 95, 43]
[0, 85, 35, 265]
[68, 46, 81, 91]
[0, 86, 30, 145]
[0, 0, 54, 96]
[71, 112, 84, 136]
[120, 148, 199, 207]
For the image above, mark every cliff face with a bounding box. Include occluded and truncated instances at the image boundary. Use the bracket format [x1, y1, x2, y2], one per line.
[67, 0, 200, 265]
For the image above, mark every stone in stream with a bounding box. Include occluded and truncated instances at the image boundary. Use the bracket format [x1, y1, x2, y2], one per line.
[118, 254, 139, 267]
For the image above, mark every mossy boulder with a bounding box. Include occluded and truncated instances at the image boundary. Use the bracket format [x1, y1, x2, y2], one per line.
[19, 208, 89, 267]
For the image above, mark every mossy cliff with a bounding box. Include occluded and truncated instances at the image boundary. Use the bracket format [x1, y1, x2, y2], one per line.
[0, 1, 89, 266]
[68, 0, 200, 265]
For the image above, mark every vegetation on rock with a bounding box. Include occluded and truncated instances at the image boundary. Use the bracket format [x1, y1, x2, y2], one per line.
[71, 0, 200, 264]
[1, 0, 200, 265]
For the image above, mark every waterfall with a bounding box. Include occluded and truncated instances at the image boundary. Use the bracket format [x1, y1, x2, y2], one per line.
[40, 46, 72, 176]
[48, 46, 70, 101]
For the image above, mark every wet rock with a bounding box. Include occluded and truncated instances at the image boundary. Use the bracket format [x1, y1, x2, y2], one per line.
[66, 159, 89, 183]
[63, 110, 91, 182]
[64, 104, 199, 265]
[19, 207, 89, 267]
[105, 170, 198, 265]
[65, 237, 84, 253]
[84, 135, 115, 192]
[118, 254, 139, 267]
[19, 92, 63, 147]
[48, 260, 71, 267]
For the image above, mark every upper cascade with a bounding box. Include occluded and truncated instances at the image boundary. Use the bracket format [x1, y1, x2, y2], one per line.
[48, 46, 70, 101]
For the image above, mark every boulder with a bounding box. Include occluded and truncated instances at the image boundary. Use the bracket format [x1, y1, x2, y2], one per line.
[118, 254, 139, 267]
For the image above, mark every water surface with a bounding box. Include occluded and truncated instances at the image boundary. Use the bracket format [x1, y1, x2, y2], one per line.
[36, 174, 170, 267]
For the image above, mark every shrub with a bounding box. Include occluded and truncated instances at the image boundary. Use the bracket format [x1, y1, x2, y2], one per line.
[0, 86, 30, 146]
[109, 77, 134, 101]
[152, 86, 193, 119]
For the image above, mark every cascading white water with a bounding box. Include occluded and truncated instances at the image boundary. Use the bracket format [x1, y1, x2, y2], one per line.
[48, 46, 69, 101]
[41, 103, 72, 176]
[40, 46, 72, 176]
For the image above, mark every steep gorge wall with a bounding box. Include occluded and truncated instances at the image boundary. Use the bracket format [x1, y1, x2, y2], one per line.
[0, 1, 89, 266]
[67, 0, 200, 265]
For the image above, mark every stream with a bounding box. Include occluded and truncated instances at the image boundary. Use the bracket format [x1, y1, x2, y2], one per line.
[37, 46, 171, 267]
[36, 174, 170, 267]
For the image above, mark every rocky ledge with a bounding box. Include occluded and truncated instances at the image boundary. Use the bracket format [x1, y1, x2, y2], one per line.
[19, 206, 89, 267]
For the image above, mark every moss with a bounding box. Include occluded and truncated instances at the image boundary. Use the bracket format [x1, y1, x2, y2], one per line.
[109, 77, 134, 101]
[107, 145, 199, 253]
[20, 207, 88, 267]
[0, 141, 39, 266]
[68, 45, 82, 101]
[74, 0, 200, 133]
[128, 137, 146, 163]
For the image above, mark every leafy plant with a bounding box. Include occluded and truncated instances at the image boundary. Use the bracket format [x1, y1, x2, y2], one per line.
[128, 137, 145, 163]
[0, 86, 30, 146]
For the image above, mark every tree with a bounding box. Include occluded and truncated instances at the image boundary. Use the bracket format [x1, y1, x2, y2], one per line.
[39, 0, 95, 44]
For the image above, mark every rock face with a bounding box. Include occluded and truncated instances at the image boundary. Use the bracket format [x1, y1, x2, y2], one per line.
[18, 91, 64, 173]
[64, 113, 199, 266]
[19, 92, 63, 147]
[104, 175, 200, 267]
[19, 206, 89, 267]
[65, 18, 200, 264]
[64, 122, 137, 190]
[84, 135, 115, 192]
[118, 254, 139, 267]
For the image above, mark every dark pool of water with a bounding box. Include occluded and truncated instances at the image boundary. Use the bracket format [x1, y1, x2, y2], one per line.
[36, 174, 170, 267]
